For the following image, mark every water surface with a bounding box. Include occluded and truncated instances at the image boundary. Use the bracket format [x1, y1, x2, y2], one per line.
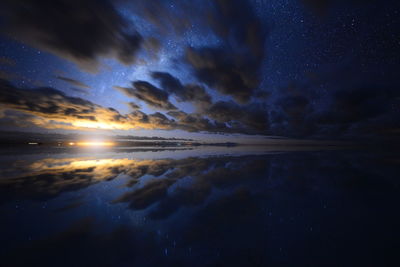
[0, 146, 399, 266]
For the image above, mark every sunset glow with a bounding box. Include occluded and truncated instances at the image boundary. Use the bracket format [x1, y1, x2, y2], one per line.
[75, 141, 114, 147]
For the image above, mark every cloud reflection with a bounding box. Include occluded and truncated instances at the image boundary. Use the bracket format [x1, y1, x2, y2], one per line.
[0, 157, 173, 202]
[1, 151, 400, 266]
[0, 154, 270, 211]
[1, 152, 399, 220]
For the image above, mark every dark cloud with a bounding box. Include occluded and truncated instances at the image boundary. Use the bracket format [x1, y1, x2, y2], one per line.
[166, 110, 188, 120]
[167, 109, 255, 134]
[210, 0, 265, 59]
[205, 101, 269, 133]
[2, 73, 399, 138]
[108, 156, 267, 218]
[0, 154, 266, 213]
[115, 81, 178, 111]
[186, 46, 259, 104]
[0, 79, 270, 134]
[56, 76, 90, 89]
[0, 156, 178, 203]
[269, 81, 400, 138]
[0, 0, 143, 72]
[151, 72, 182, 95]
[185, 0, 266, 104]
[150, 71, 265, 133]
[314, 86, 400, 136]
[147, 112, 176, 128]
[130, 0, 267, 104]
[151, 71, 212, 108]
[148, 157, 268, 220]
[113, 179, 176, 209]
[174, 112, 233, 133]
[127, 102, 141, 110]
[269, 95, 314, 137]
[0, 79, 179, 130]
[0, 79, 95, 117]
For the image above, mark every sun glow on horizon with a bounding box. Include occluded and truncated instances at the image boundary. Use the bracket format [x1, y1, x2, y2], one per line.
[71, 141, 115, 147]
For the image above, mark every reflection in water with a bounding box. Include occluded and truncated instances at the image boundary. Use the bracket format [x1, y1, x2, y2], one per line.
[0, 148, 399, 266]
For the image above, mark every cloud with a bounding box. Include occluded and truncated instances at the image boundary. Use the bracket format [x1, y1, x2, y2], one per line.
[151, 71, 212, 108]
[151, 72, 182, 95]
[269, 81, 400, 138]
[110, 155, 266, 218]
[211, 0, 265, 58]
[127, 102, 141, 110]
[0, 0, 143, 72]
[205, 101, 269, 133]
[0, 156, 176, 203]
[0, 79, 271, 134]
[269, 95, 314, 137]
[147, 157, 265, 220]
[3, 73, 397, 138]
[113, 179, 176, 209]
[185, 0, 266, 104]
[133, 0, 267, 104]
[114, 81, 178, 110]
[56, 76, 90, 89]
[314, 86, 400, 136]
[149, 72, 270, 134]
[318, 87, 388, 124]
[172, 112, 233, 133]
[0, 79, 178, 131]
[186, 46, 258, 104]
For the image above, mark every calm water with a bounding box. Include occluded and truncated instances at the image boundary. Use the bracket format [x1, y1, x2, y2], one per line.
[0, 146, 399, 267]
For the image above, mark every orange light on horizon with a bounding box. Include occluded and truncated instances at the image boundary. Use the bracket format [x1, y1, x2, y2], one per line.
[76, 141, 114, 147]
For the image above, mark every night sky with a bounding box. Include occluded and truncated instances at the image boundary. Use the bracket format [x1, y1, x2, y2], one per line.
[0, 0, 399, 142]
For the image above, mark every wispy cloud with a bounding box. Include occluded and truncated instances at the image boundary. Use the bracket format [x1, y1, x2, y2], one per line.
[55, 76, 90, 89]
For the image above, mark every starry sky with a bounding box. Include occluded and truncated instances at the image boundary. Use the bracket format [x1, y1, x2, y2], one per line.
[0, 0, 399, 142]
